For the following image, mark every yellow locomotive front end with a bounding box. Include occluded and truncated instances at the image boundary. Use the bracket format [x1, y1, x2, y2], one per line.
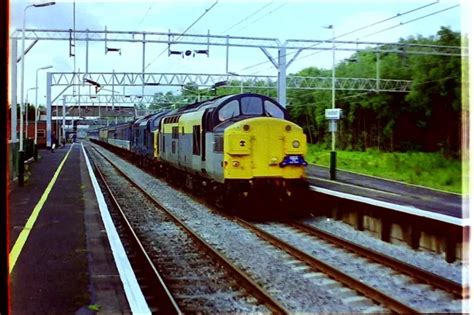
[223, 117, 307, 180]
[221, 116, 308, 216]
[156, 92, 309, 216]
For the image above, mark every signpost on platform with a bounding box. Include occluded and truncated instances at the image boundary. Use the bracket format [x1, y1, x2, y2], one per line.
[325, 108, 342, 180]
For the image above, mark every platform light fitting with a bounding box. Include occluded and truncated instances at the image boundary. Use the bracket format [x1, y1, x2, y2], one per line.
[33, 1, 55, 7]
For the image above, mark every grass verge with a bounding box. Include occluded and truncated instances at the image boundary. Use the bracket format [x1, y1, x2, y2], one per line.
[306, 145, 464, 194]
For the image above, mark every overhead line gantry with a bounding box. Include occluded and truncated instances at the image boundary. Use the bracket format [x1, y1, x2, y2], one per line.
[10, 28, 466, 147]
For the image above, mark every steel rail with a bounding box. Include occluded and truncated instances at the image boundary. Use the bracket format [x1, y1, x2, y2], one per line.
[88, 143, 290, 315]
[91, 154, 183, 315]
[292, 222, 468, 299]
[235, 218, 421, 314]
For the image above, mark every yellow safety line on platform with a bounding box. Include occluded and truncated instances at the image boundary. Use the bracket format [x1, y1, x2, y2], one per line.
[9, 144, 74, 274]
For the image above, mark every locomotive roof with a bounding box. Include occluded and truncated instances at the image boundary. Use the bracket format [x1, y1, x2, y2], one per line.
[174, 93, 278, 115]
[133, 110, 171, 126]
[133, 113, 156, 125]
[175, 94, 231, 113]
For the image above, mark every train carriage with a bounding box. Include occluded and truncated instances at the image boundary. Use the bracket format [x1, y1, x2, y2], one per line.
[107, 122, 133, 151]
[131, 111, 171, 166]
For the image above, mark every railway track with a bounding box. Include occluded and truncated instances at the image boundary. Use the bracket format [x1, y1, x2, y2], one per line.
[290, 222, 468, 299]
[233, 219, 463, 313]
[86, 144, 288, 314]
[86, 141, 464, 313]
[234, 218, 415, 313]
[93, 163, 181, 314]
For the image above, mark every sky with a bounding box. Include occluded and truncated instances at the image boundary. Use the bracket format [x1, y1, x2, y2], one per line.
[9, 0, 467, 106]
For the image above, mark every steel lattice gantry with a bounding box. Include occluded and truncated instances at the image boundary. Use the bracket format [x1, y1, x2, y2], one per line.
[46, 72, 411, 146]
[51, 72, 412, 91]
[10, 28, 465, 55]
[60, 93, 211, 106]
[10, 28, 465, 146]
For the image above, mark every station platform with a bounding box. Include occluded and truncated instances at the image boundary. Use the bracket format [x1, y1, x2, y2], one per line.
[8, 143, 131, 314]
[306, 165, 465, 219]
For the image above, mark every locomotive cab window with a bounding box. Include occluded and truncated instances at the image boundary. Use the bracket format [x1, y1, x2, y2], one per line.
[241, 96, 263, 115]
[218, 100, 239, 121]
[264, 100, 284, 118]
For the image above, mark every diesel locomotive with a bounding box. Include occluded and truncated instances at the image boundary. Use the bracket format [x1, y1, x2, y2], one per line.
[94, 93, 308, 213]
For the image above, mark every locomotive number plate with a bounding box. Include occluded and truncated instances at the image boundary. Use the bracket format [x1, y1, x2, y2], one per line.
[279, 155, 308, 167]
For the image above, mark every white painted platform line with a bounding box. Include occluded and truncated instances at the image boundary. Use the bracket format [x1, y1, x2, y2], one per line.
[81, 143, 151, 315]
[310, 186, 469, 227]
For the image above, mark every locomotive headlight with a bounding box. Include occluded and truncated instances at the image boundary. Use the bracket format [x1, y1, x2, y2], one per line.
[232, 161, 240, 167]
[292, 140, 300, 148]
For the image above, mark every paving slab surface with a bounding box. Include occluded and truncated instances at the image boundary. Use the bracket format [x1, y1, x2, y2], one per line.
[9, 143, 130, 314]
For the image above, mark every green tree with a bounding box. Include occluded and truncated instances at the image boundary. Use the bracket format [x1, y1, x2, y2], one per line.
[286, 26, 461, 155]
[404, 27, 461, 155]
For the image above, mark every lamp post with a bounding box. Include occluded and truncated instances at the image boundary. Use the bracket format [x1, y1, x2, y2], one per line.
[324, 24, 337, 180]
[19, 1, 55, 186]
[34, 65, 53, 160]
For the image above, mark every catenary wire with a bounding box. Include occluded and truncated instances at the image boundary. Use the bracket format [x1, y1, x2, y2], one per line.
[356, 4, 460, 41]
[232, 2, 288, 35]
[219, 1, 274, 35]
[137, 4, 154, 27]
[144, 0, 219, 71]
[246, 3, 460, 77]
[336, 0, 439, 40]
[239, 1, 443, 74]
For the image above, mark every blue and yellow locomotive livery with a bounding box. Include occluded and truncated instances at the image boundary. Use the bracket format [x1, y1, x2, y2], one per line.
[93, 93, 308, 213]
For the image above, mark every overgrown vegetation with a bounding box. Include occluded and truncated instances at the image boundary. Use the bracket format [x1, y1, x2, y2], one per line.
[307, 144, 463, 194]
